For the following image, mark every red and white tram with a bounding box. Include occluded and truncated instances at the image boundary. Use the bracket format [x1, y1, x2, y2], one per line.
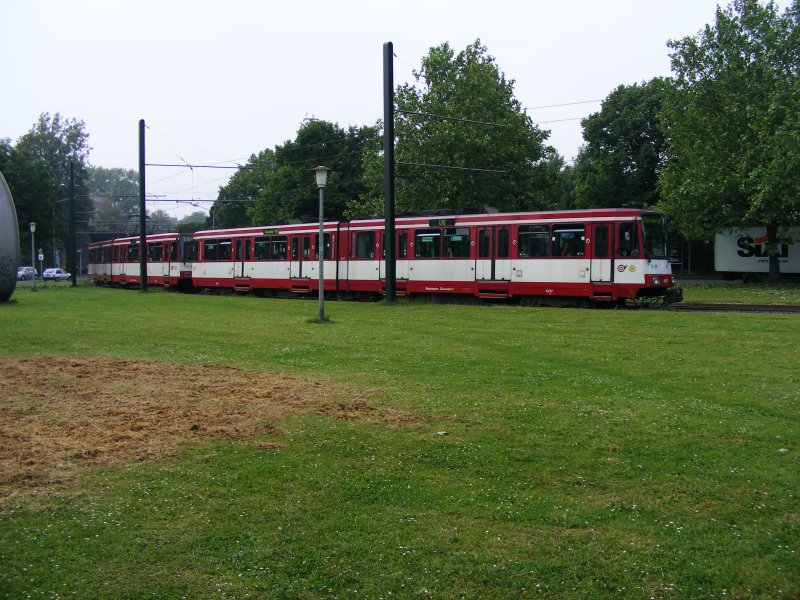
[88, 232, 193, 289]
[89, 208, 681, 305]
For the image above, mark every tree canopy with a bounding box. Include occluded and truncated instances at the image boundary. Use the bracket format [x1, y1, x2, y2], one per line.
[88, 166, 141, 238]
[2, 113, 92, 265]
[350, 40, 554, 218]
[0, 139, 57, 261]
[573, 79, 667, 209]
[658, 0, 800, 277]
[236, 119, 379, 225]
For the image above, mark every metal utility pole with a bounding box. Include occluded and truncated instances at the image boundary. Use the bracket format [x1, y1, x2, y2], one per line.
[383, 41, 396, 302]
[69, 161, 77, 287]
[139, 119, 148, 291]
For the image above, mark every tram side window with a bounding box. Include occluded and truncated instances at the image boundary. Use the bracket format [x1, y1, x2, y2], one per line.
[594, 226, 609, 258]
[183, 240, 198, 262]
[552, 225, 585, 257]
[254, 237, 270, 260]
[272, 236, 288, 260]
[127, 244, 139, 263]
[618, 222, 639, 257]
[443, 228, 470, 258]
[203, 240, 218, 261]
[355, 231, 375, 259]
[315, 233, 332, 260]
[518, 225, 550, 258]
[148, 243, 163, 262]
[415, 229, 441, 258]
[169, 242, 178, 262]
[381, 232, 408, 259]
[218, 239, 232, 261]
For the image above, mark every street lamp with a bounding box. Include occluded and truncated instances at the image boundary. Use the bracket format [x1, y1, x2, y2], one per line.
[29, 222, 36, 292]
[313, 166, 331, 323]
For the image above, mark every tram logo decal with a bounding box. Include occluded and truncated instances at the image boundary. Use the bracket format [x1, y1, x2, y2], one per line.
[617, 264, 637, 273]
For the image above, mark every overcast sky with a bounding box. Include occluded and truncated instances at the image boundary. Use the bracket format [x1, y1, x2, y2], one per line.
[0, 0, 769, 219]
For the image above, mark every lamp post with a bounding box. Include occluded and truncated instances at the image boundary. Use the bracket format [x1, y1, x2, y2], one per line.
[29, 222, 36, 291]
[313, 166, 331, 323]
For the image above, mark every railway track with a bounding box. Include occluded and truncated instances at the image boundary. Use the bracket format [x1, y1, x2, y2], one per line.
[671, 302, 800, 314]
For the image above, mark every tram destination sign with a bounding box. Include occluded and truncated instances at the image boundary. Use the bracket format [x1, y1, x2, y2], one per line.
[429, 218, 456, 227]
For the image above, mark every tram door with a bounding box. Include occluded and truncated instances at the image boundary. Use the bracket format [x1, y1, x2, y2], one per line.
[590, 223, 613, 283]
[475, 226, 512, 281]
[234, 238, 250, 278]
[290, 235, 312, 279]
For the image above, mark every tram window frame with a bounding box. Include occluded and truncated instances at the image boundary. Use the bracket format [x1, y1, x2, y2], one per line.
[381, 232, 409, 259]
[415, 228, 441, 259]
[355, 231, 376, 259]
[641, 215, 668, 259]
[552, 224, 585, 257]
[442, 227, 470, 258]
[518, 225, 550, 258]
[218, 239, 232, 261]
[254, 236, 270, 260]
[498, 228, 510, 259]
[203, 240, 218, 261]
[315, 232, 333, 260]
[594, 225, 610, 258]
[617, 222, 640, 258]
[183, 240, 198, 262]
[271, 236, 288, 260]
[148, 243, 163, 263]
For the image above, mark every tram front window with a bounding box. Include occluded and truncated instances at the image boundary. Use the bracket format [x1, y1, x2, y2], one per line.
[642, 214, 668, 260]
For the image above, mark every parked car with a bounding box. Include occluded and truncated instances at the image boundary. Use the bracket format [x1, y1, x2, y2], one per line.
[16, 266, 37, 281]
[42, 268, 71, 281]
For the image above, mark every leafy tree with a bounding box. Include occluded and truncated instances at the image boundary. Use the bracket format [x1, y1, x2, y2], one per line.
[528, 149, 576, 211]
[176, 211, 210, 234]
[14, 113, 93, 269]
[659, 0, 800, 280]
[213, 149, 275, 228]
[148, 209, 178, 234]
[246, 120, 379, 225]
[574, 79, 667, 208]
[0, 139, 57, 261]
[350, 40, 550, 218]
[88, 167, 140, 237]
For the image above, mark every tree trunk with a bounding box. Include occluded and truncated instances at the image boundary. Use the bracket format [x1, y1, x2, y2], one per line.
[766, 223, 781, 283]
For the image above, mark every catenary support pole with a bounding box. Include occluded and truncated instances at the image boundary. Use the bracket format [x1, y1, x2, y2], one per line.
[139, 119, 148, 292]
[383, 41, 396, 302]
[69, 161, 77, 287]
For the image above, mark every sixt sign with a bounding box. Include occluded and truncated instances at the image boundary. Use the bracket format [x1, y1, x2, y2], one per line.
[714, 228, 800, 275]
[736, 234, 789, 258]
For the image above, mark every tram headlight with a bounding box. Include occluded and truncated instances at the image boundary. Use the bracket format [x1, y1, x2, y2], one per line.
[652, 276, 661, 286]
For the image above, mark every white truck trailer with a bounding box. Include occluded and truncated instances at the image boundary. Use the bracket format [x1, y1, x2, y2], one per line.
[714, 228, 800, 282]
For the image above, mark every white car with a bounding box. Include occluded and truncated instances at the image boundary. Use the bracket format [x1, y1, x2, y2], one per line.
[17, 266, 37, 281]
[42, 268, 71, 281]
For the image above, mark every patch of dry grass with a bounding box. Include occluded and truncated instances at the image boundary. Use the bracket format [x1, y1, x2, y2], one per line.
[0, 356, 416, 502]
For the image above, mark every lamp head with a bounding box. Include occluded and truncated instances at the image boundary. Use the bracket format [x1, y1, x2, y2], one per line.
[312, 165, 331, 188]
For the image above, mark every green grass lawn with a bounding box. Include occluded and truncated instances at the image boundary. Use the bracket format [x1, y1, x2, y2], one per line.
[1, 285, 798, 599]
[678, 280, 800, 305]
